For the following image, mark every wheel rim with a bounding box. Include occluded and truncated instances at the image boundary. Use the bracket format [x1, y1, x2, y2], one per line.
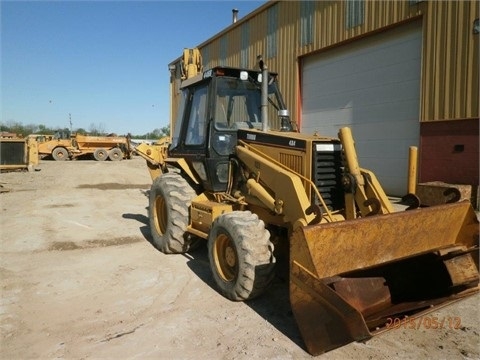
[153, 195, 167, 235]
[55, 149, 66, 159]
[213, 233, 238, 282]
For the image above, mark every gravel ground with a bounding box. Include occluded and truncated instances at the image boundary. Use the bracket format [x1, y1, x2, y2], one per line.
[0, 157, 478, 359]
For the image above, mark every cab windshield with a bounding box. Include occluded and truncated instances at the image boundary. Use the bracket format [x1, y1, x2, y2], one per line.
[214, 77, 262, 130]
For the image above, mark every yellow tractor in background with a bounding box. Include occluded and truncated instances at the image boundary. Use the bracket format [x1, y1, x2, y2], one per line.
[136, 51, 479, 355]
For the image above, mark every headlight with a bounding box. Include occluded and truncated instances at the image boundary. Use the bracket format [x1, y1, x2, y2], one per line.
[216, 163, 229, 183]
[212, 133, 234, 156]
[240, 71, 248, 81]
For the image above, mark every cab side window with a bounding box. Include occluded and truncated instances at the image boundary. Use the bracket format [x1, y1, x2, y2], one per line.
[185, 86, 208, 146]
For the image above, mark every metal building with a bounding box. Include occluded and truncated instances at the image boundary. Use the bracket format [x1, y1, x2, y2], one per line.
[169, 0, 479, 196]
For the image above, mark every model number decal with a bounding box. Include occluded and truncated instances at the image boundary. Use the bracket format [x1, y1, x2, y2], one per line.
[316, 143, 341, 152]
[247, 134, 256, 141]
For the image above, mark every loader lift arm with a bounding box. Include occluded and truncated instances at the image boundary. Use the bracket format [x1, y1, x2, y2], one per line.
[339, 127, 394, 218]
[235, 142, 336, 228]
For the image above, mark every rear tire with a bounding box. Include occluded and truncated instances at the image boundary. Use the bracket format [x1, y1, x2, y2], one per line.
[93, 148, 108, 161]
[108, 148, 123, 161]
[52, 147, 69, 161]
[149, 173, 197, 254]
[208, 211, 276, 301]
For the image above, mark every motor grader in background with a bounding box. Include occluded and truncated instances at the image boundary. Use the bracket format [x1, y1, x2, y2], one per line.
[136, 53, 479, 355]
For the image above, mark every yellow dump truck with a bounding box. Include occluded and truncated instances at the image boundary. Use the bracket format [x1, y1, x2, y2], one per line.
[36, 131, 132, 161]
[136, 55, 479, 355]
[72, 134, 132, 161]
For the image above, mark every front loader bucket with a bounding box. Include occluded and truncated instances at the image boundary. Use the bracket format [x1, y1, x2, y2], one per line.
[290, 201, 479, 355]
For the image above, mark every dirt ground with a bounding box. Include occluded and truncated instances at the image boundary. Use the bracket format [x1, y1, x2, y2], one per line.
[0, 157, 478, 360]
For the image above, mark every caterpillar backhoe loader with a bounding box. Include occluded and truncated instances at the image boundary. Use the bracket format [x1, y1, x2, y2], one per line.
[136, 54, 479, 355]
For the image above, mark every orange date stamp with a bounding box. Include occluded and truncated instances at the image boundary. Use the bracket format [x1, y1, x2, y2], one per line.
[386, 316, 462, 330]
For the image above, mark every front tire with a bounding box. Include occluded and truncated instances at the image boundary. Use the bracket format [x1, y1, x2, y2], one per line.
[149, 173, 197, 254]
[208, 211, 275, 301]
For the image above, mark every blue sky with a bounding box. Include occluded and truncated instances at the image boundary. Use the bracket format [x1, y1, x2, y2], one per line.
[1, 0, 265, 135]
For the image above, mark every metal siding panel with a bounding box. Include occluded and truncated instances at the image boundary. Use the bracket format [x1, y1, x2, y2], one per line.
[467, 3, 479, 118]
[250, 8, 268, 69]
[267, 4, 278, 59]
[278, 1, 296, 113]
[202, 45, 210, 69]
[265, 1, 300, 130]
[231, 26, 242, 66]
[240, 22, 250, 68]
[300, 1, 314, 46]
[346, 0, 365, 29]
[421, 0, 479, 121]
[220, 37, 227, 66]
[447, 0, 458, 119]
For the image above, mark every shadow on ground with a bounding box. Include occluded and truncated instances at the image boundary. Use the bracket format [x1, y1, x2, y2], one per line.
[184, 243, 306, 351]
[122, 212, 153, 244]
[121, 211, 306, 351]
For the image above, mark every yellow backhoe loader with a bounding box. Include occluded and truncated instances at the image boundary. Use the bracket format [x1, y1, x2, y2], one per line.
[136, 53, 479, 355]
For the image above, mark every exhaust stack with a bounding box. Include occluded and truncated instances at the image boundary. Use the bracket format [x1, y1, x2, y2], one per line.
[232, 9, 238, 23]
[256, 55, 269, 132]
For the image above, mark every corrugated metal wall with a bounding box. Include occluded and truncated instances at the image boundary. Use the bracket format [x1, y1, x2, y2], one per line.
[169, 0, 479, 126]
[422, 0, 479, 121]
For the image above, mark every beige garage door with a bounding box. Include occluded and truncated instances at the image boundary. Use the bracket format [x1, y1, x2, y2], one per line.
[301, 21, 422, 195]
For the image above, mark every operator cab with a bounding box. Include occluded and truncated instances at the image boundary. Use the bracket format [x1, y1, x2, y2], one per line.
[169, 66, 291, 192]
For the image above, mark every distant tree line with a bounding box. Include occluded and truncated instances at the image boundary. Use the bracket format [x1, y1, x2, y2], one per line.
[141, 125, 171, 139]
[0, 121, 170, 139]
